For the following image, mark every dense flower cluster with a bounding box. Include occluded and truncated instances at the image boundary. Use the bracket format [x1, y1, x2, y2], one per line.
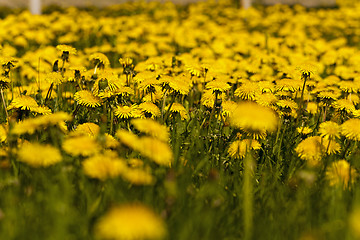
[0, 0, 360, 239]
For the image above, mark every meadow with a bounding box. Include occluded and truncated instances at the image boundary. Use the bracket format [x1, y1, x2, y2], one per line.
[0, 0, 360, 239]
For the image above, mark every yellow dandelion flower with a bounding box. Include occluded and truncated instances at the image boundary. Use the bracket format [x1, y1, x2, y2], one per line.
[322, 139, 341, 155]
[7, 95, 38, 111]
[32, 106, 52, 115]
[228, 139, 261, 159]
[0, 76, 10, 89]
[326, 160, 357, 188]
[296, 126, 313, 135]
[82, 152, 126, 181]
[234, 81, 261, 101]
[74, 90, 102, 108]
[114, 105, 136, 119]
[17, 142, 62, 167]
[90, 52, 110, 67]
[104, 134, 120, 149]
[73, 122, 100, 137]
[254, 93, 277, 107]
[122, 168, 155, 185]
[161, 75, 191, 96]
[127, 158, 144, 168]
[138, 137, 173, 166]
[296, 63, 317, 78]
[119, 57, 133, 68]
[0, 124, 7, 142]
[11, 112, 72, 135]
[138, 102, 161, 118]
[45, 72, 64, 86]
[319, 121, 340, 140]
[275, 78, 302, 92]
[62, 135, 100, 157]
[95, 204, 166, 240]
[56, 44, 77, 55]
[116, 129, 140, 150]
[230, 102, 278, 134]
[131, 118, 169, 142]
[332, 99, 355, 114]
[138, 78, 159, 92]
[295, 136, 323, 166]
[306, 102, 318, 115]
[205, 80, 231, 93]
[201, 90, 225, 109]
[165, 103, 188, 120]
[221, 100, 238, 118]
[341, 119, 360, 141]
[317, 91, 340, 102]
[113, 87, 133, 97]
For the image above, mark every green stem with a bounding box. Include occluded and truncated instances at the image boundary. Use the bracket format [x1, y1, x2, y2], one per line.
[161, 89, 168, 123]
[243, 146, 254, 240]
[0, 89, 8, 121]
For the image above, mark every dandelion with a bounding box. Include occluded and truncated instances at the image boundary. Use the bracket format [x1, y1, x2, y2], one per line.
[254, 93, 277, 107]
[114, 105, 135, 119]
[295, 136, 323, 166]
[296, 126, 313, 135]
[230, 102, 278, 136]
[341, 119, 360, 141]
[0, 124, 7, 142]
[95, 204, 166, 240]
[205, 80, 231, 93]
[90, 52, 110, 73]
[72, 122, 100, 137]
[62, 135, 100, 157]
[56, 44, 77, 55]
[234, 81, 261, 101]
[0, 76, 10, 89]
[321, 139, 341, 155]
[221, 100, 238, 118]
[131, 118, 169, 142]
[11, 112, 71, 135]
[228, 139, 261, 159]
[138, 102, 161, 118]
[122, 168, 155, 185]
[296, 63, 317, 79]
[161, 75, 191, 96]
[17, 142, 62, 167]
[116, 129, 140, 150]
[319, 121, 340, 140]
[82, 152, 126, 181]
[7, 95, 38, 111]
[138, 137, 173, 166]
[275, 78, 302, 92]
[326, 160, 357, 188]
[165, 103, 188, 120]
[127, 158, 144, 168]
[332, 99, 355, 114]
[74, 90, 102, 107]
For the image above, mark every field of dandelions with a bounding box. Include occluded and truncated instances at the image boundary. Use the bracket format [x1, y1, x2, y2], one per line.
[1, 0, 360, 239]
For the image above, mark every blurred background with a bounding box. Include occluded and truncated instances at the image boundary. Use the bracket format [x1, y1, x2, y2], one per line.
[0, 0, 338, 8]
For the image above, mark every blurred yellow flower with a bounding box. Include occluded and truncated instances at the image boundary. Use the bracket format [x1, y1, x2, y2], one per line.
[95, 204, 167, 240]
[17, 142, 62, 167]
[325, 160, 357, 188]
[228, 139, 261, 159]
[82, 152, 126, 180]
[62, 135, 100, 157]
[230, 102, 278, 136]
[131, 118, 169, 142]
[341, 119, 360, 141]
